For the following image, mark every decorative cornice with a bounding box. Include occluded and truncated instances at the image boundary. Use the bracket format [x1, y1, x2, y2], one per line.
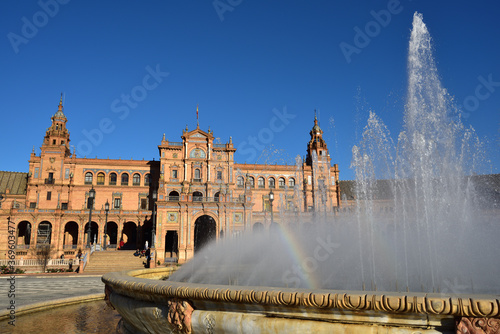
[102, 270, 500, 319]
[83, 168, 150, 174]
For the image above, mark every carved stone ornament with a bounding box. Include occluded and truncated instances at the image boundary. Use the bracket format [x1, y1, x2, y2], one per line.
[166, 298, 194, 334]
[456, 317, 500, 334]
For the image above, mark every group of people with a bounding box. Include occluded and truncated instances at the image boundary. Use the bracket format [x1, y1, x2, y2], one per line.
[133, 241, 152, 268]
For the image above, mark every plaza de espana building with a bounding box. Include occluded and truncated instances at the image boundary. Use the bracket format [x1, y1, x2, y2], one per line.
[0, 98, 340, 263]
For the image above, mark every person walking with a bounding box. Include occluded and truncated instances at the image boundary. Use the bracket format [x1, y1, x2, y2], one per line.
[145, 247, 151, 268]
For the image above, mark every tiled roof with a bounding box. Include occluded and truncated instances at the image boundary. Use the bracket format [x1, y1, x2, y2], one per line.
[0, 171, 28, 195]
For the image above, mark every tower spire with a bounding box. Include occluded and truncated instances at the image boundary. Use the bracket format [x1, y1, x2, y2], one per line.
[196, 104, 199, 128]
[58, 93, 63, 111]
[55, 93, 66, 118]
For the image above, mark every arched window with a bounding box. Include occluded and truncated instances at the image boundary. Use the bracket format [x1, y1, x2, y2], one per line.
[121, 173, 129, 186]
[279, 177, 286, 188]
[133, 173, 141, 186]
[169, 191, 179, 201]
[84, 172, 93, 185]
[193, 191, 203, 202]
[237, 176, 244, 188]
[288, 177, 295, 188]
[97, 172, 105, 185]
[109, 173, 117, 185]
[258, 177, 265, 188]
[144, 173, 151, 186]
[194, 169, 201, 181]
[269, 177, 275, 189]
[248, 176, 255, 188]
[214, 192, 220, 202]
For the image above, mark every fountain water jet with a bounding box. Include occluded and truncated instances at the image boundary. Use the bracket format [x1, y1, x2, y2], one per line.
[103, 12, 500, 333]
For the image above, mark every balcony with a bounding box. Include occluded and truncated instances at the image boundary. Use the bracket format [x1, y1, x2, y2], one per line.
[164, 196, 245, 203]
[44, 178, 55, 184]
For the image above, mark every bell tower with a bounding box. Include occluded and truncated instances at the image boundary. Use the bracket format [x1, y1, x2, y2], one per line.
[305, 112, 329, 166]
[41, 94, 71, 157]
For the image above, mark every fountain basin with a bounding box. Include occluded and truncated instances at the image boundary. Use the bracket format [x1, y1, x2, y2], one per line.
[102, 268, 500, 333]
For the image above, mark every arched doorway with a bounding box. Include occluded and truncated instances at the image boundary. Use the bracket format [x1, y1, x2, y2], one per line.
[194, 215, 216, 252]
[63, 221, 78, 248]
[121, 222, 137, 249]
[106, 221, 118, 247]
[83, 222, 99, 246]
[165, 230, 178, 259]
[253, 222, 264, 233]
[17, 221, 32, 247]
[37, 221, 52, 245]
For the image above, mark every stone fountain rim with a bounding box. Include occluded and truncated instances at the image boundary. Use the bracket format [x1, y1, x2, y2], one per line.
[102, 268, 500, 318]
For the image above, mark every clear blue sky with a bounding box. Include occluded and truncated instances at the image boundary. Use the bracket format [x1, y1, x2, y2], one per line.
[1, 1, 499, 180]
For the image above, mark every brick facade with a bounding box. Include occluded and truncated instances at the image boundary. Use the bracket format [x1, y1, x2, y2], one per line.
[0, 98, 340, 263]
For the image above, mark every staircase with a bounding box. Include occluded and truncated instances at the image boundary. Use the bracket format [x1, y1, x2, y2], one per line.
[83, 250, 146, 274]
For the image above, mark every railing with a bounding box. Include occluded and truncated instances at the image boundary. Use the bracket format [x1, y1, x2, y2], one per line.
[168, 141, 183, 146]
[63, 245, 78, 249]
[44, 178, 55, 184]
[0, 259, 79, 267]
[164, 196, 246, 203]
[193, 178, 202, 182]
[81, 252, 89, 271]
[15, 245, 30, 250]
[213, 143, 226, 148]
[90, 244, 101, 252]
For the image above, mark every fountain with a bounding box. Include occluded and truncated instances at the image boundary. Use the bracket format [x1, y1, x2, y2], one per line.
[103, 13, 500, 333]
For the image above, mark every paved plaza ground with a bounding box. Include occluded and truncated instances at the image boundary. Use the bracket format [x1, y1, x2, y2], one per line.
[0, 274, 104, 308]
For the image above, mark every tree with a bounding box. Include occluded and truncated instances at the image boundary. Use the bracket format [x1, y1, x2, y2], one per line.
[35, 244, 54, 273]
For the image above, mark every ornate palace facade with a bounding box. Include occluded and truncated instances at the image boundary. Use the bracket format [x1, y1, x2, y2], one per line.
[0, 98, 340, 263]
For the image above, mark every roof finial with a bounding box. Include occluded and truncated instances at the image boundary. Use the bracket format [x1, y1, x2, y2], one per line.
[196, 104, 199, 128]
[54, 93, 66, 118]
[162, 133, 166, 141]
[58, 93, 63, 111]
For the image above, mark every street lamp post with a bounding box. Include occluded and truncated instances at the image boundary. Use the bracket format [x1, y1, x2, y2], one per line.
[269, 190, 274, 225]
[87, 187, 95, 248]
[151, 189, 157, 248]
[103, 200, 109, 250]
